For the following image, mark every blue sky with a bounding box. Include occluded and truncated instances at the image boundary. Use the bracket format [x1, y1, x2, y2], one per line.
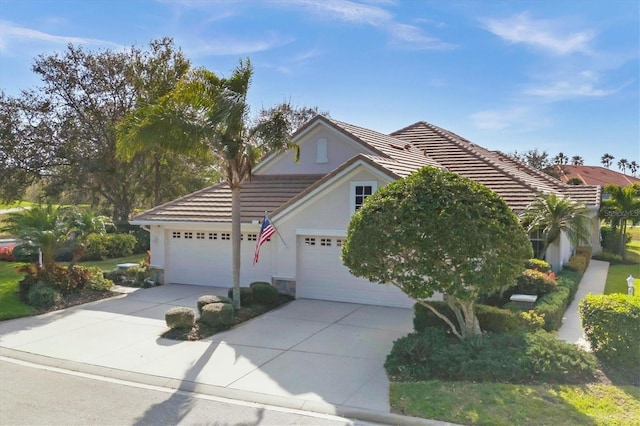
[1, 0, 638, 168]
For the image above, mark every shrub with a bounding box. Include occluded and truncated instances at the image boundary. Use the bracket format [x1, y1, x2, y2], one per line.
[104, 265, 151, 288]
[579, 294, 640, 367]
[385, 328, 597, 384]
[12, 243, 38, 262]
[250, 282, 280, 305]
[106, 233, 136, 258]
[165, 307, 196, 329]
[197, 295, 232, 314]
[413, 302, 525, 335]
[27, 283, 63, 309]
[592, 251, 624, 264]
[535, 286, 571, 331]
[556, 270, 581, 302]
[227, 287, 253, 305]
[515, 269, 557, 297]
[563, 255, 587, 276]
[0, 245, 15, 262]
[200, 303, 235, 328]
[575, 246, 592, 267]
[524, 258, 552, 273]
[83, 267, 114, 291]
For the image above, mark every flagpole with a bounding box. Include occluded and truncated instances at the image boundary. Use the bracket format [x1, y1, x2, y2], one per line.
[265, 211, 287, 247]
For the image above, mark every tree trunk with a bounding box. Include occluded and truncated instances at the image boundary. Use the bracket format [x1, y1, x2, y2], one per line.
[231, 185, 242, 309]
[445, 295, 482, 339]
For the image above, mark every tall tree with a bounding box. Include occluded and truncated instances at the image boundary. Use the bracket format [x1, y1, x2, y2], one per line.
[571, 155, 584, 166]
[553, 152, 569, 165]
[121, 59, 304, 308]
[521, 194, 592, 260]
[618, 158, 629, 174]
[601, 153, 615, 169]
[342, 167, 532, 339]
[601, 184, 640, 260]
[510, 149, 551, 170]
[629, 161, 638, 177]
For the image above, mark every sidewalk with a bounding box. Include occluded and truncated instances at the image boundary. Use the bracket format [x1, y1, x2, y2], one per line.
[556, 259, 609, 349]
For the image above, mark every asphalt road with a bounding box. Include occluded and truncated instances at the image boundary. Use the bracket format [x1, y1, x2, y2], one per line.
[0, 359, 366, 426]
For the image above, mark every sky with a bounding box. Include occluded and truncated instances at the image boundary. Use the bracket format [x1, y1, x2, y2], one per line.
[1, 0, 638, 169]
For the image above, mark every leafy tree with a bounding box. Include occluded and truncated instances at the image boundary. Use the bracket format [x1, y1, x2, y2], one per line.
[618, 158, 629, 174]
[65, 207, 112, 268]
[601, 153, 615, 169]
[521, 194, 592, 260]
[1, 205, 67, 273]
[571, 155, 584, 166]
[510, 149, 551, 170]
[601, 184, 640, 260]
[629, 161, 638, 177]
[566, 177, 583, 185]
[342, 167, 533, 340]
[119, 59, 310, 308]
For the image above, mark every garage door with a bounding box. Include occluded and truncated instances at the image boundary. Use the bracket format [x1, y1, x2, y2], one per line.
[297, 235, 415, 308]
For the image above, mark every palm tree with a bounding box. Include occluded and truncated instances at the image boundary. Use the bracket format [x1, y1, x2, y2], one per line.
[618, 158, 629, 174]
[629, 161, 638, 177]
[601, 184, 640, 260]
[553, 152, 568, 165]
[601, 153, 614, 169]
[1, 204, 67, 273]
[521, 194, 592, 260]
[571, 155, 584, 166]
[65, 207, 111, 268]
[118, 59, 298, 308]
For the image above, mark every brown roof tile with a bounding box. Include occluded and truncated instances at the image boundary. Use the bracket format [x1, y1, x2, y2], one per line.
[557, 165, 640, 187]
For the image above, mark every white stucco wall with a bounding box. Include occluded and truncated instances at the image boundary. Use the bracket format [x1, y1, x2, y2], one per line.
[257, 126, 370, 176]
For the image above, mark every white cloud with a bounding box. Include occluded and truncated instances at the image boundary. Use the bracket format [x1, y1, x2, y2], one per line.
[0, 20, 118, 53]
[275, 0, 454, 50]
[470, 106, 550, 131]
[186, 33, 294, 56]
[524, 69, 625, 100]
[482, 12, 594, 55]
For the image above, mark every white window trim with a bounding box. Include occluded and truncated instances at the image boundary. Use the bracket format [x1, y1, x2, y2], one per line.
[350, 181, 378, 214]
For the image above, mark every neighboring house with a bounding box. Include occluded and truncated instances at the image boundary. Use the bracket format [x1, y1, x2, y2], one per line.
[131, 116, 601, 308]
[557, 165, 640, 189]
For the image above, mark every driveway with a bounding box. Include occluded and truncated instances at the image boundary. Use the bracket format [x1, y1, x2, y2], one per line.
[0, 284, 414, 416]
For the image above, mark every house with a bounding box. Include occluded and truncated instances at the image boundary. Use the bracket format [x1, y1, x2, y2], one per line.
[556, 165, 640, 190]
[130, 116, 602, 308]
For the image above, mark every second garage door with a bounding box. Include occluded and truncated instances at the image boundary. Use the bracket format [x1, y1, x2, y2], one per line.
[296, 235, 414, 308]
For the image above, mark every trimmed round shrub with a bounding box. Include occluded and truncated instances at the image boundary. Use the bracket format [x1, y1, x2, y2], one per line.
[200, 303, 235, 328]
[515, 269, 557, 297]
[12, 243, 38, 262]
[197, 295, 232, 313]
[227, 287, 253, 305]
[84, 267, 114, 291]
[250, 282, 280, 305]
[27, 283, 63, 309]
[165, 307, 196, 329]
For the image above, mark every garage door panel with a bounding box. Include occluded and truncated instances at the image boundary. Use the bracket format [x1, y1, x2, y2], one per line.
[297, 236, 414, 308]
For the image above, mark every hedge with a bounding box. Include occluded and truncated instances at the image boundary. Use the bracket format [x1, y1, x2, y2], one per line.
[200, 303, 235, 328]
[250, 282, 280, 305]
[165, 307, 196, 329]
[82, 233, 136, 260]
[227, 287, 253, 305]
[579, 294, 640, 367]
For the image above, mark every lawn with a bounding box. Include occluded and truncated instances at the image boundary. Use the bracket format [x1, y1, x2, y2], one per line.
[604, 234, 640, 295]
[0, 254, 145, 321]
[391, 381, 640, 425]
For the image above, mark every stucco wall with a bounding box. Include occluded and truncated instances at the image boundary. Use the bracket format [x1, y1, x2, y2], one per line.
[257, 126, 367, 175]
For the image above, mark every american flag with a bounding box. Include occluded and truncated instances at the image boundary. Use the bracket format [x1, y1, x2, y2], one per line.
[254, 215, 276, 264]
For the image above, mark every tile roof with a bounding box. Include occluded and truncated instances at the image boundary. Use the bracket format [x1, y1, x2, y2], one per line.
[391, 121, 601, 211]
[131, 174, 323, 223]
[556, 165, 640, 187]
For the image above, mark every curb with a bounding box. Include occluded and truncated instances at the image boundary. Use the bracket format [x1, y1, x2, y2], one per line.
[0, 347, 454, 426]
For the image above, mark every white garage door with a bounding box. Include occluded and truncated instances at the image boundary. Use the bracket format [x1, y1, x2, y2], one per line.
[297, 236, 415, 308]
[166, 230, 232, 286]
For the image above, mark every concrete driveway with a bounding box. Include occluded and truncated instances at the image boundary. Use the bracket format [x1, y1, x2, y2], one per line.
[0, 284, 414, 417]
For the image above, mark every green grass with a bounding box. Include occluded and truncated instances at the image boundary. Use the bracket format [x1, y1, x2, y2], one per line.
[604, 241, 640, 295]
[391, 381, 640, 425]
[0, 253, 146, 321]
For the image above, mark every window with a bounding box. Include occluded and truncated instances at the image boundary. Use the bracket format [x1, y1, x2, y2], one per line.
[316, 138, 328, 163]
[304, 237, 316, 246]
[172, 231, 181, 239]
[247, 234, 257, 241]
[350, 181, 377, 213]
[529, 229, 545, 259]
[335, 239, 343, 247]
[196, 232, 205, 240]
[208, 232, 217, 240]
[184, 232, 193, 239]
[221, 233, 231, 240]
[320, 238, 331, 246]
